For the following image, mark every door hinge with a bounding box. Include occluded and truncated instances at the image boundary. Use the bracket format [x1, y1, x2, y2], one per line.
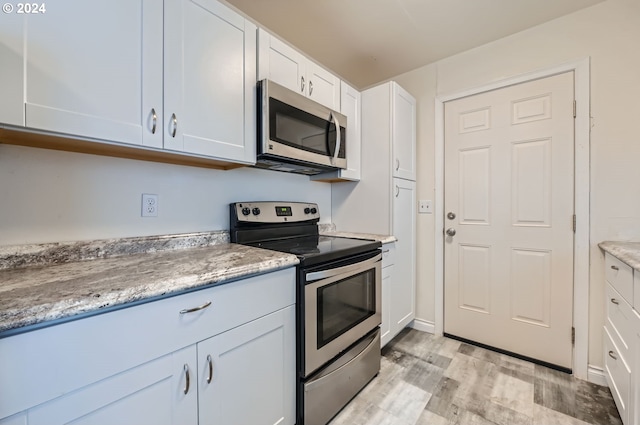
[573, 100, 577, 118]
[571, 327, 576, 345]
[572, 214, 576, 233]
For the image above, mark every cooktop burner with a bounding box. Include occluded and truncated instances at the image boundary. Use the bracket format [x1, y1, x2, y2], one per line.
[248, 235, 380, 266]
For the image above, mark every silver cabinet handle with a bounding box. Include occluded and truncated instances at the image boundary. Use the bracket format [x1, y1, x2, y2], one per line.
[183, 364, 190, 394]
[609, 350, 617, 360]
[395, 159, 400, 171]
[179, 301, 212, 315]
[611, 265, 619, 271]
[300, 76, 305, 93]
[446, 228, 456, 236]
[309, 80, 313, 96]
[151, 108, 157, 134]
[611, 298, 619, 305]
[395, 186, 399, 197]
[331, 112, 341, 161]
[206, 354, 213, 384]
[171, 113, 177, 138]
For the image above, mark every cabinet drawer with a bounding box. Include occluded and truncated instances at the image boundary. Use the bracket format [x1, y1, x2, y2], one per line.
[604, 327, 630, 425]
[606, 283, 634, 362]
[382, 242, 396, 268]
[605, 253, 634, 304]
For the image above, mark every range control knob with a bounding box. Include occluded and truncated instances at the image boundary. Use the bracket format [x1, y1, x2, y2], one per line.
[241, 207, 251, 216]
[252, 207, 261, 216]
[304, 207, 311, 214]
[310, 207, 317, 215]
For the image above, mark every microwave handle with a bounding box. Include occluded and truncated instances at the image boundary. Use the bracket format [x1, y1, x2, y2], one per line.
[331, 112, 341, 161]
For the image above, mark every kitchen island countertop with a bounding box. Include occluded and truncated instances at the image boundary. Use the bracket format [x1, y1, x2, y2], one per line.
[0, 232, 298, 337]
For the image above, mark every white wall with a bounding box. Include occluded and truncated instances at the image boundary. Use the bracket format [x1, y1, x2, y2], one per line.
[393, 0, 640, 369]
[0, 144, 331, 245]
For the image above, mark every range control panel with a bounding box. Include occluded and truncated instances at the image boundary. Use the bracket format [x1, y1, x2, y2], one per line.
[231, 201, 320, 224]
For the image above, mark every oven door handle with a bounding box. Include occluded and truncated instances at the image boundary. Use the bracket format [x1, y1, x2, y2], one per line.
[306, 253, 381, 282]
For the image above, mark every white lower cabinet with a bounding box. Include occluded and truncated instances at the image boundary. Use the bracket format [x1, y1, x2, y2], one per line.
[197, 306, 295, 425]
[380, 242, 395, 347]
[0, 269, 295, 425]
[28, 346, 198, 425]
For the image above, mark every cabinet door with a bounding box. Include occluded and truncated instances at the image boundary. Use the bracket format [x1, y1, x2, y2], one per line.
[338, 81, 361, 180]
[392, 83, 417, 181]
[164, 0, 256, 164]
[391, 178, 416, 333]
[258, 28, 306, 96]
[381, 264, 393, 347]
[23, 0, 163, 147]
[307, 62, 341, 110]
[197, 306, 295, 425]
[0, 14, 24, 127]
[27, 346, 198, 425]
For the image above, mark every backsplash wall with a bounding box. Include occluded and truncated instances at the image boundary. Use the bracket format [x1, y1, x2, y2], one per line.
[0, 144, 332, 246]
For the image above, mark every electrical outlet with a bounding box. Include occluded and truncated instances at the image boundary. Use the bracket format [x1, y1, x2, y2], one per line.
[419, 200, 433, 214]
[142, 194, 158, 217]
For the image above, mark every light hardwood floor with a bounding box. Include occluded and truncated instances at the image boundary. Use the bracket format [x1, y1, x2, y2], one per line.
[329, 328, 621, 425]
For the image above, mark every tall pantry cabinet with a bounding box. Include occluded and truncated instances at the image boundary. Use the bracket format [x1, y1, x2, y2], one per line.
[332, 82, 417, 346]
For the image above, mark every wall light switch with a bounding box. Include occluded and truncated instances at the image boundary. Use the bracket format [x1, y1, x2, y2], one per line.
[419, 200, 433, 214]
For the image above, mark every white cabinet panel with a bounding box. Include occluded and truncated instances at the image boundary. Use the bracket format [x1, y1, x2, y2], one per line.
[0, 14, 24, 126]
[163, 0, 256, 163]
[23, 0, 163, 148]
[392, 84, 416, 181]
[28, 347, 197, 425]
[258, 28, 340, 110]
[391, 178, 416, 331]
[197, 306, 295, 425]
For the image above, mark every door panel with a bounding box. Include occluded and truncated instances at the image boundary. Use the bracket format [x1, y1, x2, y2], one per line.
[444, 72, 575, 369]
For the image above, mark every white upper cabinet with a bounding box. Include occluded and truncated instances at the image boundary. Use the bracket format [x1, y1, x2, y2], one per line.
[258, 28, 340, 110]
[392, 84, 417, 181]
[0, 13, 24, 127]
[163, 0, 256, 164]
[312, 81, 361, 182]
[23, 0, 163, 148]
[3, 0, 256, 166]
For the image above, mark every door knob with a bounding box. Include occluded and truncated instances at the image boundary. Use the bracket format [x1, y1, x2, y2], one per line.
[446, 228, 456, 236]
[447, 212, 456, 220]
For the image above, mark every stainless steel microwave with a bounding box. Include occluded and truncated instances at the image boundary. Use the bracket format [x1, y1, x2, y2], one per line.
[255, 79, 347, 175]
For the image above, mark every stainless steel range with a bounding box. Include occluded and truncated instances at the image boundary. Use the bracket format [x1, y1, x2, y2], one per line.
[230, 201, 382, 425]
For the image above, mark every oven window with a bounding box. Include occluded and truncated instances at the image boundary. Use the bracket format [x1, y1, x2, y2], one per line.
[317, 268, 376, 348]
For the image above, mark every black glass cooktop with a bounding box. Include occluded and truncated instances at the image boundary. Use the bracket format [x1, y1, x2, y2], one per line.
[248, 235, 381, 266]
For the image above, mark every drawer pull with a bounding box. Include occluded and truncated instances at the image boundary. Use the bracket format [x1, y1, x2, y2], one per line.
[206, 354, 213, 384]
[611, 298, 619, 305]
[608, 350, 617, 360]
[610, 265, 619, 271]
[179, 301, 212, 315]
[183, 364, 190, 394]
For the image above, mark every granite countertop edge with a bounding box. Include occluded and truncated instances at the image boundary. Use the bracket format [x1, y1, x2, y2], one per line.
[320, 230, 397, 244]
[599, 241, 640, 271]
[0, 233, 299, 337]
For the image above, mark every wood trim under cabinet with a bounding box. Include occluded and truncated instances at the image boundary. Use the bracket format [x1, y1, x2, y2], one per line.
[0, 127, 249, 171]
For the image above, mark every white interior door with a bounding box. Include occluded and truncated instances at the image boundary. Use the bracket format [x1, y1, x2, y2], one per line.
[444, 72, 575, 369]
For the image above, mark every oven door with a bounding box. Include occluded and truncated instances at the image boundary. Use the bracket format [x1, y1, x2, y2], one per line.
[303, 251, 381, 377]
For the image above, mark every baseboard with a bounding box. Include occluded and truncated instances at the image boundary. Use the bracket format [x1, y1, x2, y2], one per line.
[587, 365, 608, 387]
[410, 318, 435, 334]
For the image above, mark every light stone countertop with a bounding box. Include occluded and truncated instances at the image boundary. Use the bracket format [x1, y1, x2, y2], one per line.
[320, 231, 397, 245]
[599, 241, 640, 270]
[0, 234, 298, 337]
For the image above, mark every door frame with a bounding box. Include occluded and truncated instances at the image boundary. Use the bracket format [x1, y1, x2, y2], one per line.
[434, 58, 590, 379]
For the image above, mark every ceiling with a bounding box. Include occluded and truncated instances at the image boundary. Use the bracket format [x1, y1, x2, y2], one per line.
[225, 0, 606, 89]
